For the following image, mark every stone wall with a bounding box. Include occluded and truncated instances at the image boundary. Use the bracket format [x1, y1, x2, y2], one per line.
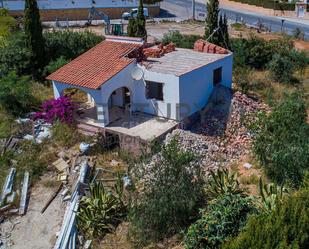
[9, 6, 160, 21]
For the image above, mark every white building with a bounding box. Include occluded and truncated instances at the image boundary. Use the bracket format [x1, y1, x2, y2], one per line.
[47, 36, 233, 131]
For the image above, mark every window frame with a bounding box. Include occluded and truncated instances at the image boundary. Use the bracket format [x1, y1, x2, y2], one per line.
[145, 80, 164, 101]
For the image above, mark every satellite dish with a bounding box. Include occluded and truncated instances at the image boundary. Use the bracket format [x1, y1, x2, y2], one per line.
[131, 67, 144, 81]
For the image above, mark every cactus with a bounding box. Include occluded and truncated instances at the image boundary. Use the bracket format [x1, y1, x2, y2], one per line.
[258, 178, 289, 212]
[206, 168, 244, 198]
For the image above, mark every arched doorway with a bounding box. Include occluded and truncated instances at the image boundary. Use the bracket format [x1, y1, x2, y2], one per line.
[62, 88, 97, 123]
[108, 87, 131, 124]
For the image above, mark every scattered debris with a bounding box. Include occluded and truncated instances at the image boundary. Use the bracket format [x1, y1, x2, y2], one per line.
[110, 159, 120, 167]
[41, 183, 64, 214]
[19, 171, 30, 215]
[79, 142, 90, 154]
[83, 240, 92, 249]
[0, 137, 21, 156]
[54, 161, 89, 249]
[243, 163, 253, 170]
[0, 168, 16, 206]
[53, 158, 69, 172]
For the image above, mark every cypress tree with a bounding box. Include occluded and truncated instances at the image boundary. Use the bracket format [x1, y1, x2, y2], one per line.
[218, 14, 230, 49]
[24, 0, 45, 76]
[205, 0, 219, 44]
[127, 0, 147, 38]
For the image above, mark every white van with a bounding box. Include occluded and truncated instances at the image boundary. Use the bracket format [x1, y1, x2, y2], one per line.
[122, 8, 149, 20]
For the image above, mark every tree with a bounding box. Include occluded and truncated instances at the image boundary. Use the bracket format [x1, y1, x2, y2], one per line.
[218, 14, 230, 49]
[205, 0, 219, 45]
[24, 0, 45, 75]
[127, 0, 147, 38]
[253, 92, 309, 187]
[0, 72, 34, 116]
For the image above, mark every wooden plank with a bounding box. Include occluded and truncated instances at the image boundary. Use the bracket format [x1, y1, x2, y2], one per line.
[19, 171, 30, 215]
[41, 183, 63, 214]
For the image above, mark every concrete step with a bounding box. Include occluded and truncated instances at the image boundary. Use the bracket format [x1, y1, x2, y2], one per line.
[77, 123, 103, 136]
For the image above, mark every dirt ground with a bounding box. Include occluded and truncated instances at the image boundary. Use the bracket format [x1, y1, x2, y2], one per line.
[0, 175, 64, 249]
[60, 21, 309, 52]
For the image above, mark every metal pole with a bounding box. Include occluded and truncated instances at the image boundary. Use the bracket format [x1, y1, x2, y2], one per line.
[192, 0, 195, 20]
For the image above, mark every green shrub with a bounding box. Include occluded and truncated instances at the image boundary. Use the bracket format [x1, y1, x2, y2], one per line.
[289, 49, 308, 72]
[162, 30, 203, 49]
[268, 53, 294, 83]
[0, 8, 17, 47]
[253, 92, 309, 187]
[51, 122, 88, 147]
[43, 56, 70, 77]
[185, 194, 257, 249]
[77, 180, 126, 238]
[130, 138, 205, 243]
[0, 72, 34, 116]
[223, 187, 309, 249]
[233, 67, 251, 93]
[0, 32, 32, 76]
[44, 30, 103, 62]
[230, 36, 293, 69]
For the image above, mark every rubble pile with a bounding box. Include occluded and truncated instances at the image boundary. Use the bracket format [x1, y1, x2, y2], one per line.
[166, 92, 270, 172]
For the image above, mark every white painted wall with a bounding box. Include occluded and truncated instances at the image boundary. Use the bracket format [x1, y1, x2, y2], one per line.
[178, 54, 233, 120]
[51, 53, 233, 126]
[3, 0, 158, 11]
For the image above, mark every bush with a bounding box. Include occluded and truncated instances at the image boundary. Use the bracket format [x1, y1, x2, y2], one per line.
[130, 138, 205, 243]
[51, 122, 86, 147]
[253, 92, 309, 187]
[0, 32, 32, 76]
[233, 67, 251, 93]
[34, 96, 77, 124]
[268, 53, 294, 83]
[0, 8, 17, 47]
[230, 36, 293, 69]
[0, 72, 34, 116]
[185, 194, 257, 249]
[77, 180, 126, 239]
[223, 187, 309, 249]
[162, 30, 203, 49]
[43, 56, 70, 76]
[44, 30, 103, 62]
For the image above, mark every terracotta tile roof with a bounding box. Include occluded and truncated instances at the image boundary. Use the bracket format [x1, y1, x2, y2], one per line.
[46, 40, 142, 89]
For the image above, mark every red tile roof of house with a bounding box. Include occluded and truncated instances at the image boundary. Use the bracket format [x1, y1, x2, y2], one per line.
[46, 40, 143, 90]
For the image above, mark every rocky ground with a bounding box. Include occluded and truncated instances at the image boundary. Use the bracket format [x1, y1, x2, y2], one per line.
[165, 89, 270, 175]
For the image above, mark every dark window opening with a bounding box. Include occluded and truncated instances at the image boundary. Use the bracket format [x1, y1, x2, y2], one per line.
[213, 67, 222, 85]
[145, 81, 164, 101]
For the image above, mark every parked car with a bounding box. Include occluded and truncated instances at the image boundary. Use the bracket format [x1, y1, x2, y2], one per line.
[122, 8, 149, 20]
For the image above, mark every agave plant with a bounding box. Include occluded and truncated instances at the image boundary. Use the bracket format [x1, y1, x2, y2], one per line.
[258, 178, 289, 212]
[206, 168, 244, 199]
[77, 180, 126, 238]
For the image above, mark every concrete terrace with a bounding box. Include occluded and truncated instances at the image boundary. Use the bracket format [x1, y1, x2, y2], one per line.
[143, 48, 229, 76]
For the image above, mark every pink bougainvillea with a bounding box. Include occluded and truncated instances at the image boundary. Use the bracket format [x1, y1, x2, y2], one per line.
[34, 96, 77, 124]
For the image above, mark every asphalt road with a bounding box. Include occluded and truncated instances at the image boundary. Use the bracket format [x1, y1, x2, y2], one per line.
[161, 0, 309, 39]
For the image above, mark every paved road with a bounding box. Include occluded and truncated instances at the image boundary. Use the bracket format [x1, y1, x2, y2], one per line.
[161, 0, 309, 39]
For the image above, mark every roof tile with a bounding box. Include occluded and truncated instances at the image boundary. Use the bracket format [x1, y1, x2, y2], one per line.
[46, 40, 142, 89]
